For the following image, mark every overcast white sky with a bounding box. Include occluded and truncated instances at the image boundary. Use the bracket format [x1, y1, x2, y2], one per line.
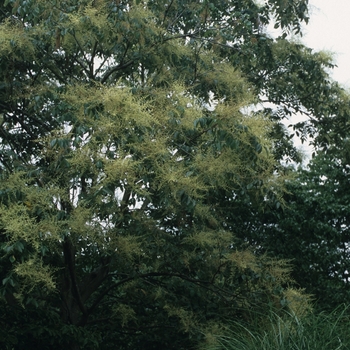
[303, 0, 350, 88]
[264, 1, 350, 158]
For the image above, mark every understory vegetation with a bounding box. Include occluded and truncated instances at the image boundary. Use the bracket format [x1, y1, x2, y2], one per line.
[202, 306, 350, 350]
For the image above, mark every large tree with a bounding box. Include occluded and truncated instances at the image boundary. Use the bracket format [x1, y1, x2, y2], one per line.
[0, 0, 346, 348]
[236, 144, 350, 310]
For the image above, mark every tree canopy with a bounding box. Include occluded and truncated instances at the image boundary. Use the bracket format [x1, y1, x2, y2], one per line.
[0, 0, 349, 349]
[238, 144, 350, 310]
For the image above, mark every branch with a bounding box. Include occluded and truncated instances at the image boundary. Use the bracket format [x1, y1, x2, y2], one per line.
[87, 271, 213, 315]
[141, 197, 150, 210]
[120, 186, 132, 213]
[72, 57, 91, 78]
[100, 60, 134, 83]
[162, 0, 175, 24]
[45, 63, 66, 84]
[63, 237, 88, 319]
[166, 9, 186, 31]
[99, 29, 199, 85]
[210, 260, 229, 284]
[79, 263, 110, 304]
[90, 40, 98, 78]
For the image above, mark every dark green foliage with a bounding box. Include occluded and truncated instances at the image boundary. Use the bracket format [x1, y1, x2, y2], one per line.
[255, 150, 350, 309]
[1, 0, 348, 348]
[227, 139, 350, 310]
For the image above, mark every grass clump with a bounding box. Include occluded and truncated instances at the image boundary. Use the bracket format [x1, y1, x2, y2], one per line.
[201, 305, 350, 350]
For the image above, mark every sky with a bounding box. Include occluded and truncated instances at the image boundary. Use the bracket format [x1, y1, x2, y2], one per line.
[265, 1, 350, 158]
[302, 1, 350, 155]
[303, 0, 350, 88]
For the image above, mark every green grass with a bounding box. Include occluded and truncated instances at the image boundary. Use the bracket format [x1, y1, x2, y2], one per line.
[202, 306, 350, 350]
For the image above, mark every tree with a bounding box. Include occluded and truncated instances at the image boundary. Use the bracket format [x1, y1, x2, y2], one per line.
[237, 144, 350, 310]
[0, 0, 341, 348]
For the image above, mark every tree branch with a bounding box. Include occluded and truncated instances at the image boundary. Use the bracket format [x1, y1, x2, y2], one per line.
[120, 185, 132, 213]
[100, 60, 134, 84]
[90, 40, 98, 78]
[63, 237, 88, 321]
[162, 0, 175, 25]
[87, 271, 216, 316]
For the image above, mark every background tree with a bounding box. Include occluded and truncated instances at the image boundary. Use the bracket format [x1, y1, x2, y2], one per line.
[234, 143, 350, 310]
